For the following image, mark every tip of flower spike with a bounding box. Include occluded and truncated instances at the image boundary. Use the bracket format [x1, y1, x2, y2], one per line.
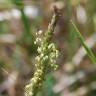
[53, 5, 62, 17]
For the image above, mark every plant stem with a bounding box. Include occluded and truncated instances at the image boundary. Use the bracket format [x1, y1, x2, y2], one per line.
[11, 0, 34, 38]
[71, 20, 96, 64]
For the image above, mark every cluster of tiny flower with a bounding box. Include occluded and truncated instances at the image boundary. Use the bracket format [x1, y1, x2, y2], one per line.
[25, 8, 60, 95]
[25, 68, 44, 96]
[35, 41, 59, 71]
[34, 30, 43, 45]
[25, 32, 59, 96]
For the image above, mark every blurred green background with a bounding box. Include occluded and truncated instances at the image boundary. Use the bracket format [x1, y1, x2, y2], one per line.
[0, 0, 96, 96]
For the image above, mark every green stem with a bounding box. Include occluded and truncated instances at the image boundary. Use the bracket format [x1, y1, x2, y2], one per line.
[20, 9, 31, 37]
[11, 0, 34, 38]
[71, 20, 96, 64]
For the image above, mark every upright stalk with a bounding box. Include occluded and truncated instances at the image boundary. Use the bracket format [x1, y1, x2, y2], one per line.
[25, 7, 61, 96]
[71, 20, 96, 64]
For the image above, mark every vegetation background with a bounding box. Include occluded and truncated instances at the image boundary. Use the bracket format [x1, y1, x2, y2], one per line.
[0, 0, 96, 96]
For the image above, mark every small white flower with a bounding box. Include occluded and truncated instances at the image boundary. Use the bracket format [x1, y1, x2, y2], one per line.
[43, 55, 48, 61]
[37, 47, 42, 53]
[54, 65, 58, 70]
[34, 41, 37, 44]
[34, 72, 38, 76]
[36, 38, 41, 42]
[29, 92, 32, 96]
[37, 69, 43, 74]
[40, 53, 44, 58]
[38, 30, 43, 35]
[50, 53, 56, 58]
[32, 78, 37, 83]
[55, 50, 59, 57]
[50, 59, 56, 63]
[42, 47, 46, 51]
[48, 43, 55, 49]
[36, 32, 38, 36]
[35, 56, 40, 61]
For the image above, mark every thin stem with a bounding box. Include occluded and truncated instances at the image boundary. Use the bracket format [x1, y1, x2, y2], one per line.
[11, 0, 34, 39]
[71, 20, 96, 64]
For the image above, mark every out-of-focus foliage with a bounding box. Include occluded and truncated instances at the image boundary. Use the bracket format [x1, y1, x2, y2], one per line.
[0, 0, 96, 96]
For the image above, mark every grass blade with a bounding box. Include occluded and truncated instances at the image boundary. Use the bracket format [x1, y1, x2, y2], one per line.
[70, 20, 96, 64]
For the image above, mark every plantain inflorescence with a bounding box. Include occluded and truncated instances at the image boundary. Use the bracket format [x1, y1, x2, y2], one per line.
[25, 7, 61, 96]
